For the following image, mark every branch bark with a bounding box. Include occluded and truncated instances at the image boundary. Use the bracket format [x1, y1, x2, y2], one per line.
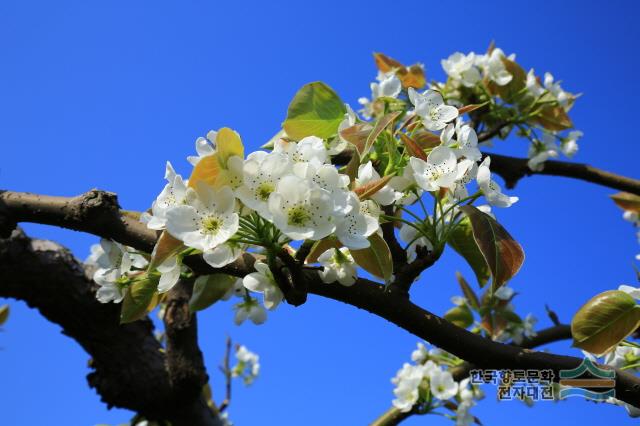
[0, 228, 222, 425]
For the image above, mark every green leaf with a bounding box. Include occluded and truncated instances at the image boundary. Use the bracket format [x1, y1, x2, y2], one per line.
[351, 233, 393, 281]
[189, 274, 236, 312]
[459, 205, 525, 293]
[283, 82, 346, 140]
[120, 276, 159, 324]
[572, 290, 640, 356]
[456, 272, 480, 311]
[448, 218, 491, 287]
[444, 304, 474, 329]
[0, 304, 9, 326]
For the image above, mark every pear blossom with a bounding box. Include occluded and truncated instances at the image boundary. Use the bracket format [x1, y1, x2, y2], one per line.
[410, 146, 459, 191]
[389, 163, 422, 205]
[274, 136, 328, 176]
[411, 342, 429, 364]
[604, 345, 640, 370]
[268, 175, 336, 240]
[235, 151, 291, 218]
[391, 362, 430, 412]
[356, 162, 396, 206]
[156, 254, 182, 293]
[203, 242, 244, 268]
[165, 183, 239, 252]
[561, 130, 582, 157]
[222, 278, 245, 301]
[233, 298, 267, 325]
[187, 130, 217, 165]
[334, 194, 379, 249]
[480, 48, 514, 86]
[141, 162, 189, 230]
[527, 132, 559, 171]
[429, 369, 459, 400]
[408, 88, 459, 131]
[544, 72, 571, 109]
[477, 157, 519, 208]
[317, 248, 357, 286]
[358, 72, 403, 118]
[526, 69, 545, 98]
[232, 345, 260, 385]
[331, 104, 357, 155]
[441, 52, 481, 88]
[243, 261, 284, 310]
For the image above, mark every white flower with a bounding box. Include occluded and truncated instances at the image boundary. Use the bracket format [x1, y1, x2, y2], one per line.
[356, 162, 396, 206]
[544, 73, 571, 109]
[222, 278, 245, 301]
[429, 369, 458, 400]
[561, 130, 582, 158]
[165, 183, 239, 252]
[526, 69, 545, 98]
[409, 88, 459, 131]
[318, 248, 357, 286]
[373, 72, 402, 99]
[274, 136, 327, 177]
[410, 146, 459, 191]
[187, 131, 217, 165]
[331, 104, 357, 155]
[391, 363, 428, 412]
[619, 284, 640, 299]
[268, 174, 336, 240]
[233, 298, 267, 325]
[482, 48, 513, 86]
[233, 345, 260, 385]
[243, 261, 284, 310]
[494, 286, 514, 300]
[389, 163, 422, 205]
[142, 162, 189, 231]
[441, 52, 481, 88]
[604, 345, 640, 370]
[156, 254, 182, 293]
[477, 157, 519, 208]
[411, 342, 429, 364]
[90, 240, 148, 303]
[235, 151, 291, 218]
[455, 400, 475, 426]
[527, 132, 559, 171]
[334, 194, 379, 249]
[203, 242, 244, 269]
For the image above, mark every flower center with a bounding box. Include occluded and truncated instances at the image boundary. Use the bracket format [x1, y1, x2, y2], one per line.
[201, 216, 222, 235]
[256, 182, 275, 201]
[287, 205, 311, 227]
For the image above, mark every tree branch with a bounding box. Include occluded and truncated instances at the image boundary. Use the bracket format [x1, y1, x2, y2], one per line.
[0, 228, 222, 424]
[370, 324, 572, 426]
[3, 189, 640, 412]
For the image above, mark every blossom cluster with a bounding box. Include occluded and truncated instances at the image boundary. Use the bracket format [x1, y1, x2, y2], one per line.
[232, 344, 260, 385]
[391, 342, 483, 425]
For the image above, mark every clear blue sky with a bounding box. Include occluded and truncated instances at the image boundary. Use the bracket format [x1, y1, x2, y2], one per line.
[1, 1, 639, 424]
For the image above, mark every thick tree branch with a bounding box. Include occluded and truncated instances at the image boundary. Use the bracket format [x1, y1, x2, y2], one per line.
[3, 189, 640, 412]
[0, 229, 222, 425]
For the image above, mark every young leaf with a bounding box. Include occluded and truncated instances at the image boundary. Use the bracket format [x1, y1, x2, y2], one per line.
[0, 304, 9, 326]
[189, 127, 244, 189]
[354, 175, 394, 201]
[283, 82, 346, 140]
[487, 57, 527, 102]
[459, 205, 524, 293]
[610, 192, 640, 213]
[456, 272, 480, 311]
[444, 304, 474, 329]
[189, 274, 236, 312]
[148, 231, 183, 271]
[572, 290, 640, 356]
[373, 53, 425, 89]
[458, 103, 487, 115]
[351, 233, 393, 281]
[339, 123, 374, 155]
[344, 149, 361, 190]
[399, 133, 428, 161]
[447, 218, 491, 287]
[536, 105, 573, 131]
[121, 277, 160, 324]
[305, 237, 342, 264]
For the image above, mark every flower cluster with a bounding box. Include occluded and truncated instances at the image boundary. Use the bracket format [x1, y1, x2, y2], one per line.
[391, 342, 483, 425]
[232, 345, 260, 385]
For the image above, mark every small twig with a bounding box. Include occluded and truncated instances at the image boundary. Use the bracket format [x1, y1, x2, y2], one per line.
[545, 304, 561, 326]
[218, 336, 232, 413]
